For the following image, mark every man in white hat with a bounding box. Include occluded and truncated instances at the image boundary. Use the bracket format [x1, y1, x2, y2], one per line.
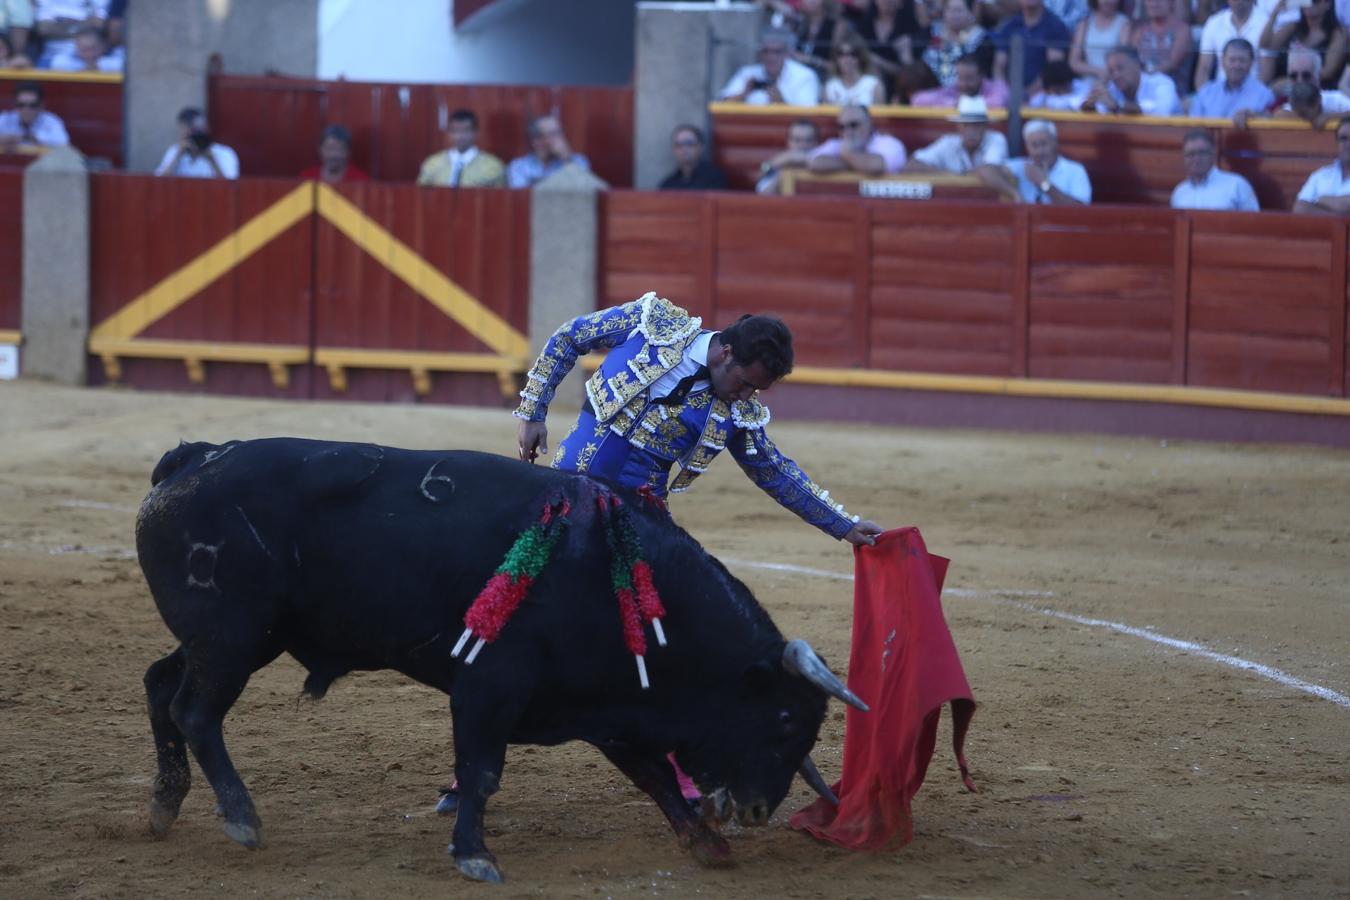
[905, 96, 1010, 175]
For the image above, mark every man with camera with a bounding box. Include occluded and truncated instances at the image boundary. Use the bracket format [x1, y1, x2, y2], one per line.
[153, 107, 239, 179]
[718, 28, 821, 106]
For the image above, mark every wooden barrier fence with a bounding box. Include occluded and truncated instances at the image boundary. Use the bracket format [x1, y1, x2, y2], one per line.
[0, 69, 123, 166]
[600, 191, 1350, 403]
[710, 103, 1335, 211]
[0, 167, 20, 345]
[86, 174, 531, 404]
[208, 73, 634, 187]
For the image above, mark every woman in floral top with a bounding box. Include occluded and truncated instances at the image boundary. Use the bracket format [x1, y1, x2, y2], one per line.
[922, 0, 992, 86]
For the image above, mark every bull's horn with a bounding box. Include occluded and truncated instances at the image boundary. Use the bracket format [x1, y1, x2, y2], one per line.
[782, 639, 870, 712]
[799, 756, 838, 805]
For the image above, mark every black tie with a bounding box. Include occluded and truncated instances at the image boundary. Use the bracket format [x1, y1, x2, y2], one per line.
[653, 366, 708, 407]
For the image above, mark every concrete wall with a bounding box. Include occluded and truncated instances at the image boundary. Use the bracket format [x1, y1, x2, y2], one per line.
[634, 2, 762, 189]
[21, 148, 90, 384]
[318, 0, 635, 85]
[126, 0, 319, 172]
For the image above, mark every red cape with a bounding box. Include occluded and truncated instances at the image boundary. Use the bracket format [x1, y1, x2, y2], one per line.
[791, 527, 976, 850]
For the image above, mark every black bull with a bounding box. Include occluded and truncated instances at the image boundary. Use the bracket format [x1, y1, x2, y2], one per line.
[136, 438, 865, 882]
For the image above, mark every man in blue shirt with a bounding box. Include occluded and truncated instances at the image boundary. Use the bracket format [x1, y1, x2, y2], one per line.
[993, 0, 1071, 91]
[1170, 129, 1260, 210]
[1188, 39, 1274, 119]
[507, 114, 591, 189]
[981, 119, 1092, 204]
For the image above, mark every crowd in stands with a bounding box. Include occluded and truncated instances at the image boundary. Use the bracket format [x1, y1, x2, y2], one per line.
[0, 0, 124, 72]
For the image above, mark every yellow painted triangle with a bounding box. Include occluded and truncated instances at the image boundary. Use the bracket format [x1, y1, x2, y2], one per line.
[90, 182, 316, 341]
[315, 183, 529, 360]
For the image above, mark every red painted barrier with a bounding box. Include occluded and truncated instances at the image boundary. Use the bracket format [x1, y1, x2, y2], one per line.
[209, 74, 634, 187]
[0, 168, 22, 333]
[312, 182, 531, 404]
[600, 190, 1350, 400]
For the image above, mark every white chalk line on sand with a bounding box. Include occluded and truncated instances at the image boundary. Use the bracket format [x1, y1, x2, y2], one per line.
[723, 557, 1350, 711]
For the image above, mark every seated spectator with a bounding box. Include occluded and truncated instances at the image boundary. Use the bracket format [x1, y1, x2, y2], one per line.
[153, 107, 239, 179]
[1133, 0, 1193, 92]
[659, 124, 728, 190]
[1194, 0, 1269, 91]
[1260, 0, 1347, 88]
[47, 24, 122, 71]
[720, 28, 822, 105]
[906, 95, 1009, 172]
[1293, 115, 1350, 212]
[807, 103, 907, 175]
[994, 0, 1072, 92]
[922, 0, 994, 89]
[506, 114, 589, 189]
[300, 125, 369, 184]
[825, 36, 887, 104]
[1189, 39, 1275, 117]
[851, 0, 930, 85]
[0, 80, 68, 149]
[792, 0, 846, 74]
[35, 0, 108, 68]
[1083, 44, 1182, 113]
[1170, 129, 1260, 210]
[1069, 0, 1132, 81]
[978, 119, 1091, 203]
[0, 0, 35, 68]
[912, 52, 1012, 105]
[418, 109, 506, 188]
[756, 118, 821, 194]
[1280, 77, 1350, 124]
[1029, 58, 1091, 107]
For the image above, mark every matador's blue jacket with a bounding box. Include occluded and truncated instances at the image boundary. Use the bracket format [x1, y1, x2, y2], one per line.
[513, 293, 859, 539]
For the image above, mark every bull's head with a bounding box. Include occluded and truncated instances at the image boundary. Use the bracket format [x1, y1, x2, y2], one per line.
[674, 640, 867, 827]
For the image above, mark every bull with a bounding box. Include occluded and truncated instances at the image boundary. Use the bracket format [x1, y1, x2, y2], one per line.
[136, 438, 865, 882]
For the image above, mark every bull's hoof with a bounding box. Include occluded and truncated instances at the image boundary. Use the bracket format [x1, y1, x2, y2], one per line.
[223, 821, 263, 850]
[688, 832, 734, 869]
[147, 798, 179, 838]
[455, 854, 504, 883]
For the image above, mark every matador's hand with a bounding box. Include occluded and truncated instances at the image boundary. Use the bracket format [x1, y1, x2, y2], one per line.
[518, 420, 549, 463]
[843, 520, 884, 547]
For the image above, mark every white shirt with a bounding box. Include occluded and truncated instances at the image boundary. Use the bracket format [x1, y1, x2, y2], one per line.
[1103, 71, 1182, 116]
[1296, 160, 1350, 204]
[824, 74, 883, 106]
[912, 131, 1009, 173]
[1281, 91, 1350, 114]
[719, 58, 821, 106]
[1008, 155, 1093, 204]
[1171, 167, 1260, 211]
[446, 146, 479, 185]
[649, 331, 713, 400]
[154, 143, 241, 179]
[0, 109, 70, 146]
[1198, 8, 1272, 74]
[46, 46, 125, 73]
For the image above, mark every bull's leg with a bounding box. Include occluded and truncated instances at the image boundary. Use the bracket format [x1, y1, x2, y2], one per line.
[169, 655, 263, 849]
[447, 693, 520, 883]
[144, 648, 190, 837]
[599, 746, 733, 868]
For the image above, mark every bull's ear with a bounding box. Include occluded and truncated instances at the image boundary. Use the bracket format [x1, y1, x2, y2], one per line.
[742, 659, 777, 691]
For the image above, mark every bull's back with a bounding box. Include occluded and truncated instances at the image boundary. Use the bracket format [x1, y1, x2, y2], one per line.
[137, 438, 587, 663]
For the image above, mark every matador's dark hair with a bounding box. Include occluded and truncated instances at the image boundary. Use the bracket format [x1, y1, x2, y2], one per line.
[719, 314, 794, 381]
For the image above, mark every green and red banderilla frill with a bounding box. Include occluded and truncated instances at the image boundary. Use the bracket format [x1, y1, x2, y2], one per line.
[451, 489, 669, 688]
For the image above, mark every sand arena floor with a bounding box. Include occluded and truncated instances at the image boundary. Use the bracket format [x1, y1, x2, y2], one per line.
[1, 380, 1348, 899]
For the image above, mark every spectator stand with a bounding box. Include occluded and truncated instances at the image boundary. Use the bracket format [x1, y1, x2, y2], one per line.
[85, 175, 531, 404]
[207, 72, 634, 187]
[600, 191, 1350, 443]
[0, 68, 123, 167]
[708, 101, 1339, 209]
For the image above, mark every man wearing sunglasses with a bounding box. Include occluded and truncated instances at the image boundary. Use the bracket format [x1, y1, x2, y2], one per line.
[806, 104, 906, 176]
[0, 82, 70, 152]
